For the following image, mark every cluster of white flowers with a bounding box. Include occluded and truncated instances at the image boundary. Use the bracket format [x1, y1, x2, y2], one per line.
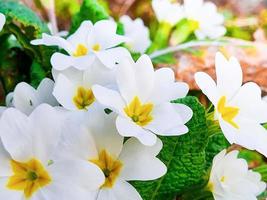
[0, 4, 266, 199]
[0, 16, 193, 199]
[152, 0, 226, 39]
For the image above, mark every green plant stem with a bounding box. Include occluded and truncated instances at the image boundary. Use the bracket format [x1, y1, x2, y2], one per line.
[146, 22, 173, 54]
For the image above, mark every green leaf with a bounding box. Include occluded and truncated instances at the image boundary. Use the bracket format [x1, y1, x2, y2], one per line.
[70, 0, 109, 33]
[30, 60, 46, 88]
[0, 1, 49, 37]
[205, 133, 230, 170]
[0, 1, 54, 71]
[132, 96, 209, 200]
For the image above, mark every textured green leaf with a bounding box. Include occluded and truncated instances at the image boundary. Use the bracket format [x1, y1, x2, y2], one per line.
[0, 1, 49, 37]
[132, 96, 209, 200]
[0, 1, 55, 84]
[205, 133, 230, 170]
[70, 0, 108, 33]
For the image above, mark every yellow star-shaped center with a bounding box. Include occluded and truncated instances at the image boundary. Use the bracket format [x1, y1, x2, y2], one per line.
[6, 159, 51, 198]
[217, 96, 240, 129]
[124, 96, 154, 127]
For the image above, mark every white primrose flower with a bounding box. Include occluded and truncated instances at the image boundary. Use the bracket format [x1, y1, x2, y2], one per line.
[0, 104, 104, 200]
[31, 20, 131, 70]
[195, 52, 267, 156]
[92, 55, 193, 146]
[152, 0, 184, 26]
[52, 60, 116, 111]
[56, 105, 167, 200]
[208, 149, 266, 200]
[183, 0, 226, 39]
[0, 13, 5, 31]
[120, 15, 151, 54]
[5, 78, 58, 115]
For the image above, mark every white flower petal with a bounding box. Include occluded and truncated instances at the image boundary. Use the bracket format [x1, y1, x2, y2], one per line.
[31, 33, 74, 54]
[134, 54, 155, 102]
[83, 105, 124, 158]
[5, 92, 14, 107]
[172, 103, 193, 124]
[0, 106, 6, 117]
[116, 56, 137, 103]
[0, 140, 12, 177]
[219, 117, 267, 157]
[152, 0, 184, 25]
[0, 13, 5, 31]
[92, 20, 128, 49]
[56, 117, 98, 161]
[51, 52, 95, 71]
[52, 67, 84, 85]
[36, 78, 58, 106]
[116, 116, 157, 146]
[29, 104, 66, 163]
[96, 47, 131, 69]
[0, 178, 23, 199]
[146, 103, 189, 136]
[119, 138, 166, 181]
[83, 59, 116, 87]
[0, 108, 33, 162]
[12, 82, 39, 115]
[194, 72, 219, 105]
[53, 74, 77, 111]
[48, 159, 105, 191]
[150, 82, 189, 104]
[231, 82, 267, 123]
[67, 20, 93, 47]
[92, 85, 125, 114]
[150, 68, 189, 104]
[120, 15, 151, 54]
[98, 179, 142, 200]
[196, 26, 226, 40]
[215, 52, 242, 99]
[155, 67, 175, 83]
[247, 170, 266, 196]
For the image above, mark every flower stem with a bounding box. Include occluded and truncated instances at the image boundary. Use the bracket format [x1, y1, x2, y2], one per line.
[146, 22, 173, 54]
[149, 40, 227, 59]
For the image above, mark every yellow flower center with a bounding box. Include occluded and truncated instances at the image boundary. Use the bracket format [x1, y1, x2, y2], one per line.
[73, 87, 95, 110]
[207, 181, 214, 192]
[6, 159, 51, 198]
[188, 19, 200, 30]
[220, 176, 226, 182]
[217, 96, 240, 129]
[92, 44, 101, 52]
[90, 150, 123, 188]
[73, 44, 88, 57]
[124, 96, 154, 126]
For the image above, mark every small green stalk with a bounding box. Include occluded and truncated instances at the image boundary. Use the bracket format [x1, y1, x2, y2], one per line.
[147, 22, 173, 54]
